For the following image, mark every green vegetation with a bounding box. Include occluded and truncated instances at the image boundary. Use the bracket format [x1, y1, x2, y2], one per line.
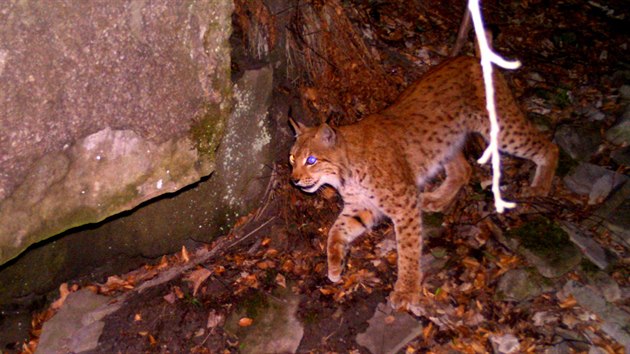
[507, 216, 569, 258]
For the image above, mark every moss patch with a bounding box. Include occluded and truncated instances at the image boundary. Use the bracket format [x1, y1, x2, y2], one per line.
[190, 102, 229, 158]
[507, 216, 569, 258]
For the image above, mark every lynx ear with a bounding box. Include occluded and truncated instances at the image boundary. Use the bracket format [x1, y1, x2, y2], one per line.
[289, 118, 307, 136]
[316, 123, 336, 147]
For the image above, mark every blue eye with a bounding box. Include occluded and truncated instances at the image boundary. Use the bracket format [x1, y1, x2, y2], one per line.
[306, 155, 317, 165]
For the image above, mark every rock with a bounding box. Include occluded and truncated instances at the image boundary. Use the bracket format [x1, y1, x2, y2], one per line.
[605, 114, 630, 146]
[583, 106, 606, 121]
[619, 85, 630, 102]
[584, 181, 630, 249]
[508, 218, 582, 278]
[563, 163, 628, 204]
[225, 289, 304, 354]
[0, 67, 276, 319]
[561, 222, 608, 269]
[532, 311, 558, 326]
[544, 342, 570, 354]
[489, 334, 520, 354]
[584, 271, 621, 302]
[200, 66, 275, 229]
[563, 281, 630, 349]
[496, 268, 545, 302]
[589, 346, 609, 354]
[356, 302, 423, 354]
[554, 124, 602, 161]
[37, 289, 121, 354]
[0, 0, 233, 266]
[611, 146, 630, 166]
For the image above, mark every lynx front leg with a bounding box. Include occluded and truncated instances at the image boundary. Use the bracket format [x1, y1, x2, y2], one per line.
[388, 194, 423, 310]
[421, 152, 472, 212]
[327, 206, 376, 283]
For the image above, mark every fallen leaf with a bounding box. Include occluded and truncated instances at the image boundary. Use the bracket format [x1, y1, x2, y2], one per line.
[423, 322, 434, 340]
[214, 265, 226, 275]
[319, 287, 335, 295]
[281, 259, 295, 273]
[173, 286, 184, 299]
[275, 273, 287, 288]
[559, 294, 577, 309]
[181, 245, 190, 263]
[185, 267, 212, 296]
[238, 317, 253, 327]
[51, 283, 70, 310]
[256, 260, 275, 269]
[156, 255, 169, 270]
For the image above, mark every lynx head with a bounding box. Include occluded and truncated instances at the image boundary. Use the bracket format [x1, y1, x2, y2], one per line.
[288, 119, 346, 193]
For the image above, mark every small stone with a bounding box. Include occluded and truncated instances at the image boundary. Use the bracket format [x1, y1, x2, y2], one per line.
[532, 311, 558, 326]
[563, 163, 628, 198]
[554, 124, 602, 161]
[489, 333, 520, 354]
[619, 85, 630, 102]
[606, 119, 630, 146]
[585, 271, 621, 302]
[611, 146, 630, 166]
[356, 302, 423, 354]
[497, 268, 543, 302]
[584, 106, 606, 121]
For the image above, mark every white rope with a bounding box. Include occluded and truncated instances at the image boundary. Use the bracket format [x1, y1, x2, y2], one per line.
[468, 0, 519, 213]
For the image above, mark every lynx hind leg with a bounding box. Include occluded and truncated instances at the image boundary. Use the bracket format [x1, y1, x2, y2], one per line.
[491, 89, 559, 196]
[327, 207, 376, 282]
[421, 151, 472, 212]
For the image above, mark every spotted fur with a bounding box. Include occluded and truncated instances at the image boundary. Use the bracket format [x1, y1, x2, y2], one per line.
[289, 56, 558, 310]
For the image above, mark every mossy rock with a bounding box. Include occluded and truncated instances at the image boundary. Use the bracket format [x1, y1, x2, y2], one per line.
[508, 217, 582, 278]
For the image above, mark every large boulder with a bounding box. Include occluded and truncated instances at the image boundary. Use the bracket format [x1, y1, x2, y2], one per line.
[0, 1, 233, 266]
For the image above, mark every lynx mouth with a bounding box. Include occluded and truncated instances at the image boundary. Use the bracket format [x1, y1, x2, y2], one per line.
[299, 182, 320, 193]
[300, 184, 316, 192]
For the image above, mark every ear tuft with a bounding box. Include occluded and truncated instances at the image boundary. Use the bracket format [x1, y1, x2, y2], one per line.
[289, 118, 306, 136]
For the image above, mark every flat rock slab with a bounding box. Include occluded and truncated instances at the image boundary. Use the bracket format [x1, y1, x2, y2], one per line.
[563, 163, 628, 205]
[37, 289, 121, 354]
[563, 281, 630, 349]
[561, 222, 608, 269]
[225, 289, 304, 354]
[356, 302, 423, 354]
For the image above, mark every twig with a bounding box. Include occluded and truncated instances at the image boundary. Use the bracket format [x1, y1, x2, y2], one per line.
[451, 8, 471, 56]
[469, 0, 520, 213]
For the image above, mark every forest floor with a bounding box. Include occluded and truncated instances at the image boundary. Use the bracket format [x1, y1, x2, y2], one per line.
[21, 0, 630, 353]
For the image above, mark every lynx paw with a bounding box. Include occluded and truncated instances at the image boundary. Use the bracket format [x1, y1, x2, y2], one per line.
[328, 267, 342, 283]
[524, 184, 551, 198]
[389, 290, 421, 311]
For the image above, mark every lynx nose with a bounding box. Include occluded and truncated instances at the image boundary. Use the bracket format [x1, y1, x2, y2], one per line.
[290, 177, 300, 185]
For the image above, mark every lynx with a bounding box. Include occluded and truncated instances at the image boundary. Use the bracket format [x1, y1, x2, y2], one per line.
[289, 56, 558, 310]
